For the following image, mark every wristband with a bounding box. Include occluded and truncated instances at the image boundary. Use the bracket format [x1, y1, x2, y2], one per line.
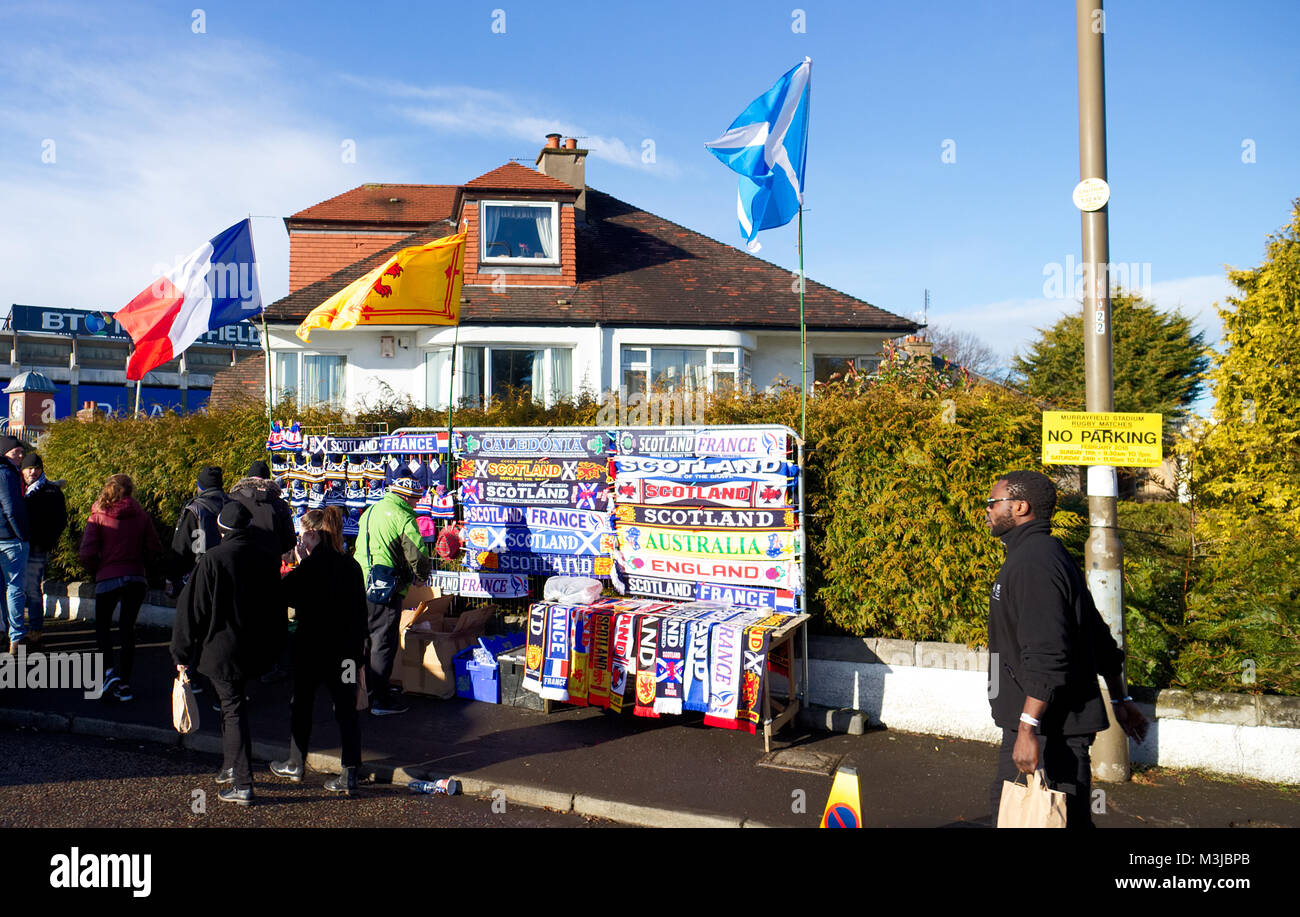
[1110, 696, 1133, 704]
[1019, 712, 1040, 728]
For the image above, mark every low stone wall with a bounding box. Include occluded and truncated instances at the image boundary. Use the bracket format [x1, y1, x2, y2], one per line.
[39, 581, 176, 629]
[807, 635, 1300, 784]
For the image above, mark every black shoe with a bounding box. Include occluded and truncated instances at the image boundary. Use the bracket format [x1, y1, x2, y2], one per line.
[218, 786, 254, 806]
[215, 768, 234, 785]
[369, 698, 408, 716]
[324, 767, 358, 796]
[270, 760, 304, 782]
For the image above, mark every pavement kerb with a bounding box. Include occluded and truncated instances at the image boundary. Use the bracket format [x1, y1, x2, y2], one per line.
[571, 794, 741, 828]
[0, 708, 72, 732]
[4, 703, 752, 827]
[70, 716, 181, 747]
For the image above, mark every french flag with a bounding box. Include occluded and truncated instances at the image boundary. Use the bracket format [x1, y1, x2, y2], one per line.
[115, 220, 262, 381]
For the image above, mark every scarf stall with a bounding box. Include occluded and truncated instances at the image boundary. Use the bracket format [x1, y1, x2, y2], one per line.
[458, 424, 808, 749]
[264, 422, 809, 748]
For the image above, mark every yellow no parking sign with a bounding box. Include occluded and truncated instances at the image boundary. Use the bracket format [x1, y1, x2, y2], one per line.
[1042, 412, 1163, 467]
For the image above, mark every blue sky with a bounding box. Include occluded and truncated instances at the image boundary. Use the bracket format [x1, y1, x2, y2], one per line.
[1, 0, 1297, 381]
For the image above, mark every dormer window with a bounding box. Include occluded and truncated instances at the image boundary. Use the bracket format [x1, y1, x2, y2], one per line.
[480, 201, 559, 265]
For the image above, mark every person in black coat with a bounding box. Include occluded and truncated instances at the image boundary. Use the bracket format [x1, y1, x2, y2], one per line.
[167, 465, 228, 589]
[20, 452, 67, 645]
[984, 470, 1148, 827]
[228, 460, 296, 562]
[171, 501, 286, 805]
[270, 507, 367, 795]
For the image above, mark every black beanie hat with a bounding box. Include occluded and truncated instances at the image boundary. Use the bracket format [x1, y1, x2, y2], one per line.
[20, 452, 42, 470]
[197, 466, 224, 490]
[217, 501, 252, 532]
[0, 435, 22, 456]
[248, 460, 271, 479]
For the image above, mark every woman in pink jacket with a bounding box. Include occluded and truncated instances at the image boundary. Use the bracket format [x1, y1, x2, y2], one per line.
[79, 474, 161, 702]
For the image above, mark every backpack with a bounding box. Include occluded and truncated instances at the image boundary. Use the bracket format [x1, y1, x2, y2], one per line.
[182, 492, 226, 557]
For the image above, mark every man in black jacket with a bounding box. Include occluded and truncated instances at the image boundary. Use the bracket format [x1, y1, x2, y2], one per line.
[20, 453, 67, 646]
[228, 460, 296, 562]
[167, 466, 228, 590]
[985, 470, 1147, 827]
[171, 502, 286, 805]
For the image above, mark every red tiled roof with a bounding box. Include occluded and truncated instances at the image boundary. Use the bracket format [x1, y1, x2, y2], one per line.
[461, 162, 577, 193]
[289, 184, 458, 225]
[265, 186, 916, 334]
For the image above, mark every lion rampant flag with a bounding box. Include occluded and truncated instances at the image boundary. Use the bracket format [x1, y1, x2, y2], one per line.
[296, 231, 465, 342]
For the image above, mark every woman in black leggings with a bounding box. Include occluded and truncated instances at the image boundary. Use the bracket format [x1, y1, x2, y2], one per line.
[78, 474, 161, 701]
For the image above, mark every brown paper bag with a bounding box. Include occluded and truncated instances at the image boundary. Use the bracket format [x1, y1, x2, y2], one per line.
[997, 769, 1067, 828]
[172, 673, 199, 734]
[356, 665, 369, 711]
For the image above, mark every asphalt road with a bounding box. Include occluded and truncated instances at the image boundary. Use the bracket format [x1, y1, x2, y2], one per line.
[0, 727, 615, 828]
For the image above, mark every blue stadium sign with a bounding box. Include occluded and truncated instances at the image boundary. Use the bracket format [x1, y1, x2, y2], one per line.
[7, 305, 261, 348]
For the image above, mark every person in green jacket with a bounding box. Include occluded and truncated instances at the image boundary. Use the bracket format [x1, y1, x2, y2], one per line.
[354, 477, 432, 716]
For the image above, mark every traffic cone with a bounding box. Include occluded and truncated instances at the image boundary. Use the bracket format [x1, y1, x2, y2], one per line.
[820, 765, 863, 828]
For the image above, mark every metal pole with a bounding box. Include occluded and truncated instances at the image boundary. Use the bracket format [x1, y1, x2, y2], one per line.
[133, 379, 141, 417]
[798, 207, 807, 441]
[1075, 0, 1128, 782]
[445, 325, 460, 493]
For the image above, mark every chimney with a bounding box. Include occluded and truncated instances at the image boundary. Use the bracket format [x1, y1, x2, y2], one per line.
[536, 135, 587, 219]
[899, 335, 935, 362]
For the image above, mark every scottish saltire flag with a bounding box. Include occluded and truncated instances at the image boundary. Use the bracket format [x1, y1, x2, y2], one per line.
[705, 58, 811, 252]
[115, 219, 262, 380]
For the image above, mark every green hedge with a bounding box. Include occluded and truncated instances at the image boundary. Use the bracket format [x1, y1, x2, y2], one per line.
[32, 362, 1297, 694]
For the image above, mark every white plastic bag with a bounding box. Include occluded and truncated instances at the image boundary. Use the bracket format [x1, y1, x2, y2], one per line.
[543, 576, 603, 605]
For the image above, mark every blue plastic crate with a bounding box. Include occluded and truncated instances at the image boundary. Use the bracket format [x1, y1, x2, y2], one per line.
[453, 648, 476, 699]
[466, 658, 501, 704]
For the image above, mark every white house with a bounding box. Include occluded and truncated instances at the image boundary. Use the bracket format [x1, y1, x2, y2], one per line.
[254, 135, 918, 413]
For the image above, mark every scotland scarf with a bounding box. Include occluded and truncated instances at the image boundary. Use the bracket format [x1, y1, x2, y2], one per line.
[540, 603, 572, 701]
[653, 615, 688, 715]
[633, 614, 660, 718]
[608, 612, 638, 714]
[736, 624, 772, 734]
[587, 609, 613, 709]
[567, 605, 591, 706]
[523, 602, 547, 695]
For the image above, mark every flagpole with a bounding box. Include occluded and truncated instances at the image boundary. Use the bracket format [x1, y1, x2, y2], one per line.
[246, 213, 273, 436]
[445, 323, 459, 494]
[134, 379, 142, 417]
[798, 205, 806, 441]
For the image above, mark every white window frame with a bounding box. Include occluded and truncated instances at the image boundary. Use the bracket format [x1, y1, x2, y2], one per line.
[620, 345, 752, 395]
[426, 344, 573, 409]
[814, 354, 881, 384]
[479, 200, 561, 267]
[274, 351, 347, 408]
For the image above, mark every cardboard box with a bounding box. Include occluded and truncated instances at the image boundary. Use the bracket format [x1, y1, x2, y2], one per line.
[402, 583, 440, 610]
[391, 598, 497, 698]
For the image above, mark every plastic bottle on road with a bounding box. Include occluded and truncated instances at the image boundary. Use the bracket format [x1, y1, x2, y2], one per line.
[409, 778, 461, 796]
